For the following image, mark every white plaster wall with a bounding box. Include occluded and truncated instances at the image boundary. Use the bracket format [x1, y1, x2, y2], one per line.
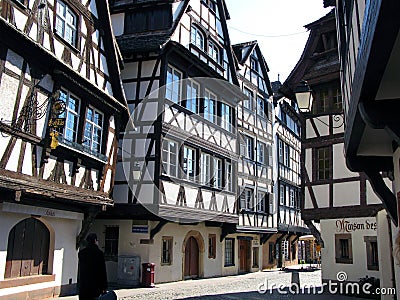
[92, 221, 223, 283]
[333, 144, 358, 179]
[333, 181, 360, 207]
[320, 217, 379, 282]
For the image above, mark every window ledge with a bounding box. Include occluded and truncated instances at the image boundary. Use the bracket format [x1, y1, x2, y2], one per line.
[0, 274, 56, 289]
[58, 137, 108, 163]
[224, 264, 235, 267]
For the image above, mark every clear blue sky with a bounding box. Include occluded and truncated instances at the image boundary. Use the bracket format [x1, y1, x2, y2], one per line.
[226, 0, 332, 83]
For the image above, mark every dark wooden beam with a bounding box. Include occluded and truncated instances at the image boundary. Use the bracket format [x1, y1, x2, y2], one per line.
[150, 219, 168, 240]
[220, 223, 236, 242]
[76, 208, 100, 249]
[304, 220, 324, 248]
[302, 204, 384, 221]
[260, 233, 274, 245]
[364, 171, 398, 226]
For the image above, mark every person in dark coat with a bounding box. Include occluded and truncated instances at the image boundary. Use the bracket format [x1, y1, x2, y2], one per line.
[78, 233, 108, 300]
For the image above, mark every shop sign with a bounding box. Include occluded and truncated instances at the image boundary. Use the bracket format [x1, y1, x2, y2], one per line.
[335, 218, 377, 233]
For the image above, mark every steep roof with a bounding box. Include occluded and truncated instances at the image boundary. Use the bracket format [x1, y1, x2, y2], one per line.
[280, 9, 338, 99]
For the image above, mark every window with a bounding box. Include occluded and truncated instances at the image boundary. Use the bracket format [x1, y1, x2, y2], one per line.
[58, 89, 80, 143]
[241, 188, 253, 210]
[289, 188, 295, 207]
[55, 0, 77, 46]
[252, 247, 259, 268]
[203, 90, 216, 122]
[186, 79, 199, 113]
[266, 144, 273, 166]
[335, 234, 353, 264]
[226, 162, 232, 191]
[191, 25, 204, 50]
[183, 146, 196, 180]
[268, 242, 274, 264]
[279, 184, 285, 205]
[250, 57, 259, 72]
[208, 234, 216, 259]
[269, 193, 274, 214]
[364, 236, 379, 271]
[213, 157, 222, 189]
[200, 153, 211, 185]
[161, 236, 173, 265]
[162, 139, 178, 177]
[278, 140, 284, 163]
[104, 226, 119, 261]
[333, 87, 342, 110]
[284, 143, 289, 167]
[256, 191, 265, 212]
[83, 107, 103, 153]
[166, 65, 182, 103]
[257, 96, 265, 117]
[124, 5, 171, 34]
[245, 136, 254, 160]
[257, 141, 265, 164]
[224, 238, 234, 266]
[208, 40, 220, 63]
[243, 88, 253, 110]
[207, 0, 217, 12]
[220, 102, 233, 132]
[283, 240, 289, 260]
[316, 146, 331, 181]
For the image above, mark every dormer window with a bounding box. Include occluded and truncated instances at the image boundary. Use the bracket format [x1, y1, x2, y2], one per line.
[55, 0, 78, 47]
[191, 25, 204, 50]
[208, 40, 220, 63]
[250, 57, 259, 72]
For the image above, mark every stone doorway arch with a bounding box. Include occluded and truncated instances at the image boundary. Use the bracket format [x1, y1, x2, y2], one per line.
[182, 230, 205, 280]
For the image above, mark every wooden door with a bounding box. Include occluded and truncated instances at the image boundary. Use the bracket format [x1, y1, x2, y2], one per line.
[239, 240, 250, 273]
[184, 237, 199, 279]
[5, 218, 50, 278]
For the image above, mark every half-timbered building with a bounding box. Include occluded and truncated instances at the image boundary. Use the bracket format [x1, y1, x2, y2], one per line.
[280, 9, 393, 286]
[231, 41, 275, 272]
[323, 0, 400, 294]
[91, 0, 245, 284]
[0, 0, 127, 298]
[270, 82, 309, 269]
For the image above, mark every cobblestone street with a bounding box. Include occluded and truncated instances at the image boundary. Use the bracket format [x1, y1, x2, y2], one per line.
[55, 266, 368, 300]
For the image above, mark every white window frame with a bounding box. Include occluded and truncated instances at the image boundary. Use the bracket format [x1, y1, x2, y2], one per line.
[58, 89, 80, 143]
[289, 188, 295, 207]
[83, 106, 103, 153]
[204, 89, 216, 123]
[244, 188, 254, 210]
[162, 139, 178, 177]
[257, 191, 265, 212]
[200, 153, 211, 185]
[191, 25, 204, 50]
[55, 0, 77, 46]
[208, 40, 220, 63]
[245, 136, 254, 160]
[186, 79, 200, 113]
[213, 157, 222, 189]
[166, 65, 182, 103]
[183, 146, 196, 181]
[257, 96, 265, 117]
[257, 141, 265, 165]
[220, 102, 232, 132]
[279, 184, 285, 205]
[243, 88, 253, 110]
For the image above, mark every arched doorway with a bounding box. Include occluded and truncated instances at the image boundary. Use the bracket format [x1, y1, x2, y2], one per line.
[184, 237, 199, 279]
[182, 230, 205, 280]
[5, 217, 50, 278]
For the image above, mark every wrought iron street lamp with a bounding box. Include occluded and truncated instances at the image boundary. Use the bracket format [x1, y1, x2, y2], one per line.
[295, 81, 313, 113]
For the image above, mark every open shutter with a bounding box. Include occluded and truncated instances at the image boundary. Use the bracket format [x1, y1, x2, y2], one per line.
[268, 193, 274, 214]
[267, 102, 273, 121]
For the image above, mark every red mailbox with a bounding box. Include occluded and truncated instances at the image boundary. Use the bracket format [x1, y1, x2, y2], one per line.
[141, 263, 155, 287]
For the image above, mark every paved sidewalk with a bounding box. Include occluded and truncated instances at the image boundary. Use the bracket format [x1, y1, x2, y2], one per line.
[53, 266, 368, 300]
